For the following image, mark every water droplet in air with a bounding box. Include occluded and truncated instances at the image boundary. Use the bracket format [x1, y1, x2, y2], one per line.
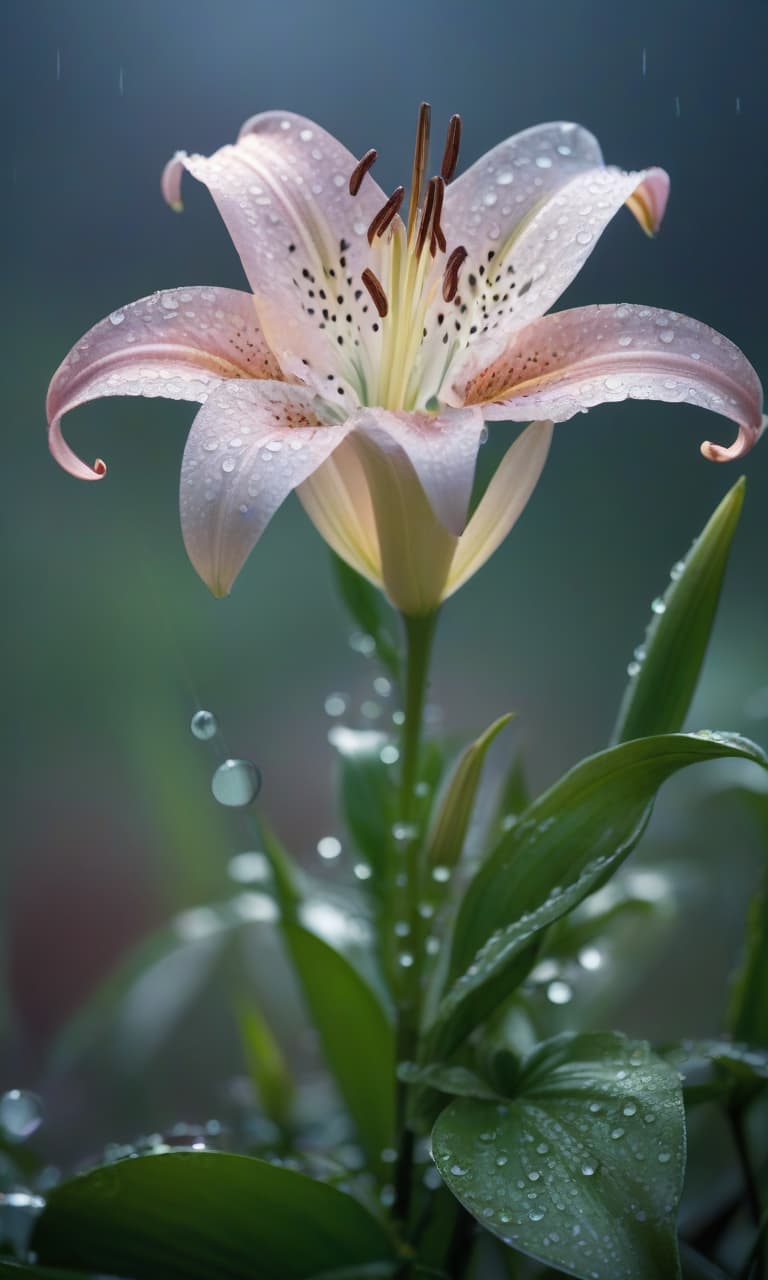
[380, 745, 399, 765]
[191, 709, 218, 740]
[311, 833, 341, 863]
[432, 865, 451, 884]
[578, 946, 603, 971]
[211, 758, 262, 807]
[324, 693, 347, 717]
[546, 980, 573, 1005]
[228, 851, 270, 883]
[354, 862, 372, 880]
[0, 1091, 43, 1142]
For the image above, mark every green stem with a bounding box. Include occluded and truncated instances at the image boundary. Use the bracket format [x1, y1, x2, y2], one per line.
[391, 609, 439, 1237]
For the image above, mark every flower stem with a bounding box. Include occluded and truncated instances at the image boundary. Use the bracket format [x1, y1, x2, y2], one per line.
[391, 609, 438, 1235]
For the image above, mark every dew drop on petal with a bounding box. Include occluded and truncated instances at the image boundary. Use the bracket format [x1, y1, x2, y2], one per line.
[211, 758, 262, 807]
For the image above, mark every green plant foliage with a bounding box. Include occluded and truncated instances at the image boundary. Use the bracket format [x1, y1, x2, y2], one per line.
[235, 999, 295, 1130]
[31, 1153, 396, 1280]
[613, 479, 745, 743]
[331, 555, 401, 682]
[431, 733, 768, 1057]
[425, 715, 514, 871]
[281, 920, 395, 1171]
[729, 821, 768, 1048]
[432, 1033, 685, 1280]
[332, 728, 398, 885]
[0, 1266, 98, 1279]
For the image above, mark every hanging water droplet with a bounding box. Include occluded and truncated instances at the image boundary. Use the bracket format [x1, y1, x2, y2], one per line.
[353, 862, 372, 880]
[191, 709, 218, 741]
[669, 560, 685, 581]
[317, 836, 342, 860]
[627, 660, 641, 678]
[651, 597, 667, 615]
[211, 759, 261, 807]
[0, 1091, 43, 1142]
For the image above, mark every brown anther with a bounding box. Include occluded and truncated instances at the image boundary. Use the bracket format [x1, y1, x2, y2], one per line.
[366, 185, 405, 244]
[361, 267, 389, 318]
[429, 176, 446, 256]
[442, 245, 468, 302]
[415, 176, 438, 258]
[441, 114, 462, 182]
[349, 148, 378, 196]
[407, 101, 432, 239]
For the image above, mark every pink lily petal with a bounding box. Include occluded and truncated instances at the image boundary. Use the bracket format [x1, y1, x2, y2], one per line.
[166, 112, 392, 391]
[350, 406, 487, 536]
[47, 287, 281, 480]
[179, 380, 351, 597]
[446, 421, 554, 596]
[441, 165, 669, 398]
[297, 439, 383, 586]
[463, 303, 764, 461]
[442, 122, 605, 262]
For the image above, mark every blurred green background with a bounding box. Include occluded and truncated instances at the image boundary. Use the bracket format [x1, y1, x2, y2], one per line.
[3, 0, 767, 1162]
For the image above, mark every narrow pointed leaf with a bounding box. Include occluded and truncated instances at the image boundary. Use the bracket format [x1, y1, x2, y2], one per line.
[426, 714, 514, 869]
[32, 1152, 395, 1280]
[235, 998, 294, 1129]
[331, 554, 401, 682]
[431, 733, 767, 1057]
[432, 1032, 685, 1280]
[282, 920, 395, 1170]
[613, 478, 745, 743]
[729, 804, 768, 1047]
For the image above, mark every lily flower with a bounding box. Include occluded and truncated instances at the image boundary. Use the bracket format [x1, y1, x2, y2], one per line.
[47, 107, 764, 616]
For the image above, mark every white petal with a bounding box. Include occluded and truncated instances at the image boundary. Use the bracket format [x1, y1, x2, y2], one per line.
[180, 381, 350, 596]
[446, 422, 553, 596]
[297, 438, 383, 586]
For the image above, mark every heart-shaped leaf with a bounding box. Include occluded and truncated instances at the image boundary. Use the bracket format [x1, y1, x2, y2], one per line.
[32, 1152, 396, 1280]
[432, 1032, 684, 1280]
[612, 478, 744, 743]
[432, 733, 767, 1056]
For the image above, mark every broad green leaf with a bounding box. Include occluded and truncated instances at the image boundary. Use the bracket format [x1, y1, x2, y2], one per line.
[613, 478, 745, 743]
[426, 715, 513, 870]
[235, 999, 294, 1130]
[489, 754, 531, 846]
[331, 554, 401, 682]
[432, 1032, 685, 1280]
[432, 733, 767, 1057]
[282, 921, 395, 1171]
[32, 1152, 395, 1280]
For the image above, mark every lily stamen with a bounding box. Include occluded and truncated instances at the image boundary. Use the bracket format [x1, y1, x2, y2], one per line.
[407, 101, 431, 241]
[361, 267, 389, 318]
[349, 147, 378, 197]
[367, 186, 405, 245]
[430, 176, 446, 256]
[440, 114, 462, 182]
[442, 245, 468, 302]
[415, 176, 439, 259]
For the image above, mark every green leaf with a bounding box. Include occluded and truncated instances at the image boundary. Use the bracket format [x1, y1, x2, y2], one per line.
[282, 920, 395, 1171]
[432, 1032, 685, 1280]
[730, 842, 768, 1047]
[426, 715, 514, 871]
[32, 1152, 396, 1280]
[432, 733, 767, 1057]
[235, 998, 294, 1130]
[613, 478, 745, 743]
[331, 727, 398, 884]
[398, 1062, 503, 1102]
[489, 753, 531, 846]
[331, 554, 401, 682]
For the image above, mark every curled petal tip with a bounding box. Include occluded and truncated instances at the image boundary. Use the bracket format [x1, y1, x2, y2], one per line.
[700, 427, 749, 464]
[94, 458, 107, 477]
[161, 151, 187, 211]
[49, 416, 108, 481]
[626, 166, 670, 236]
